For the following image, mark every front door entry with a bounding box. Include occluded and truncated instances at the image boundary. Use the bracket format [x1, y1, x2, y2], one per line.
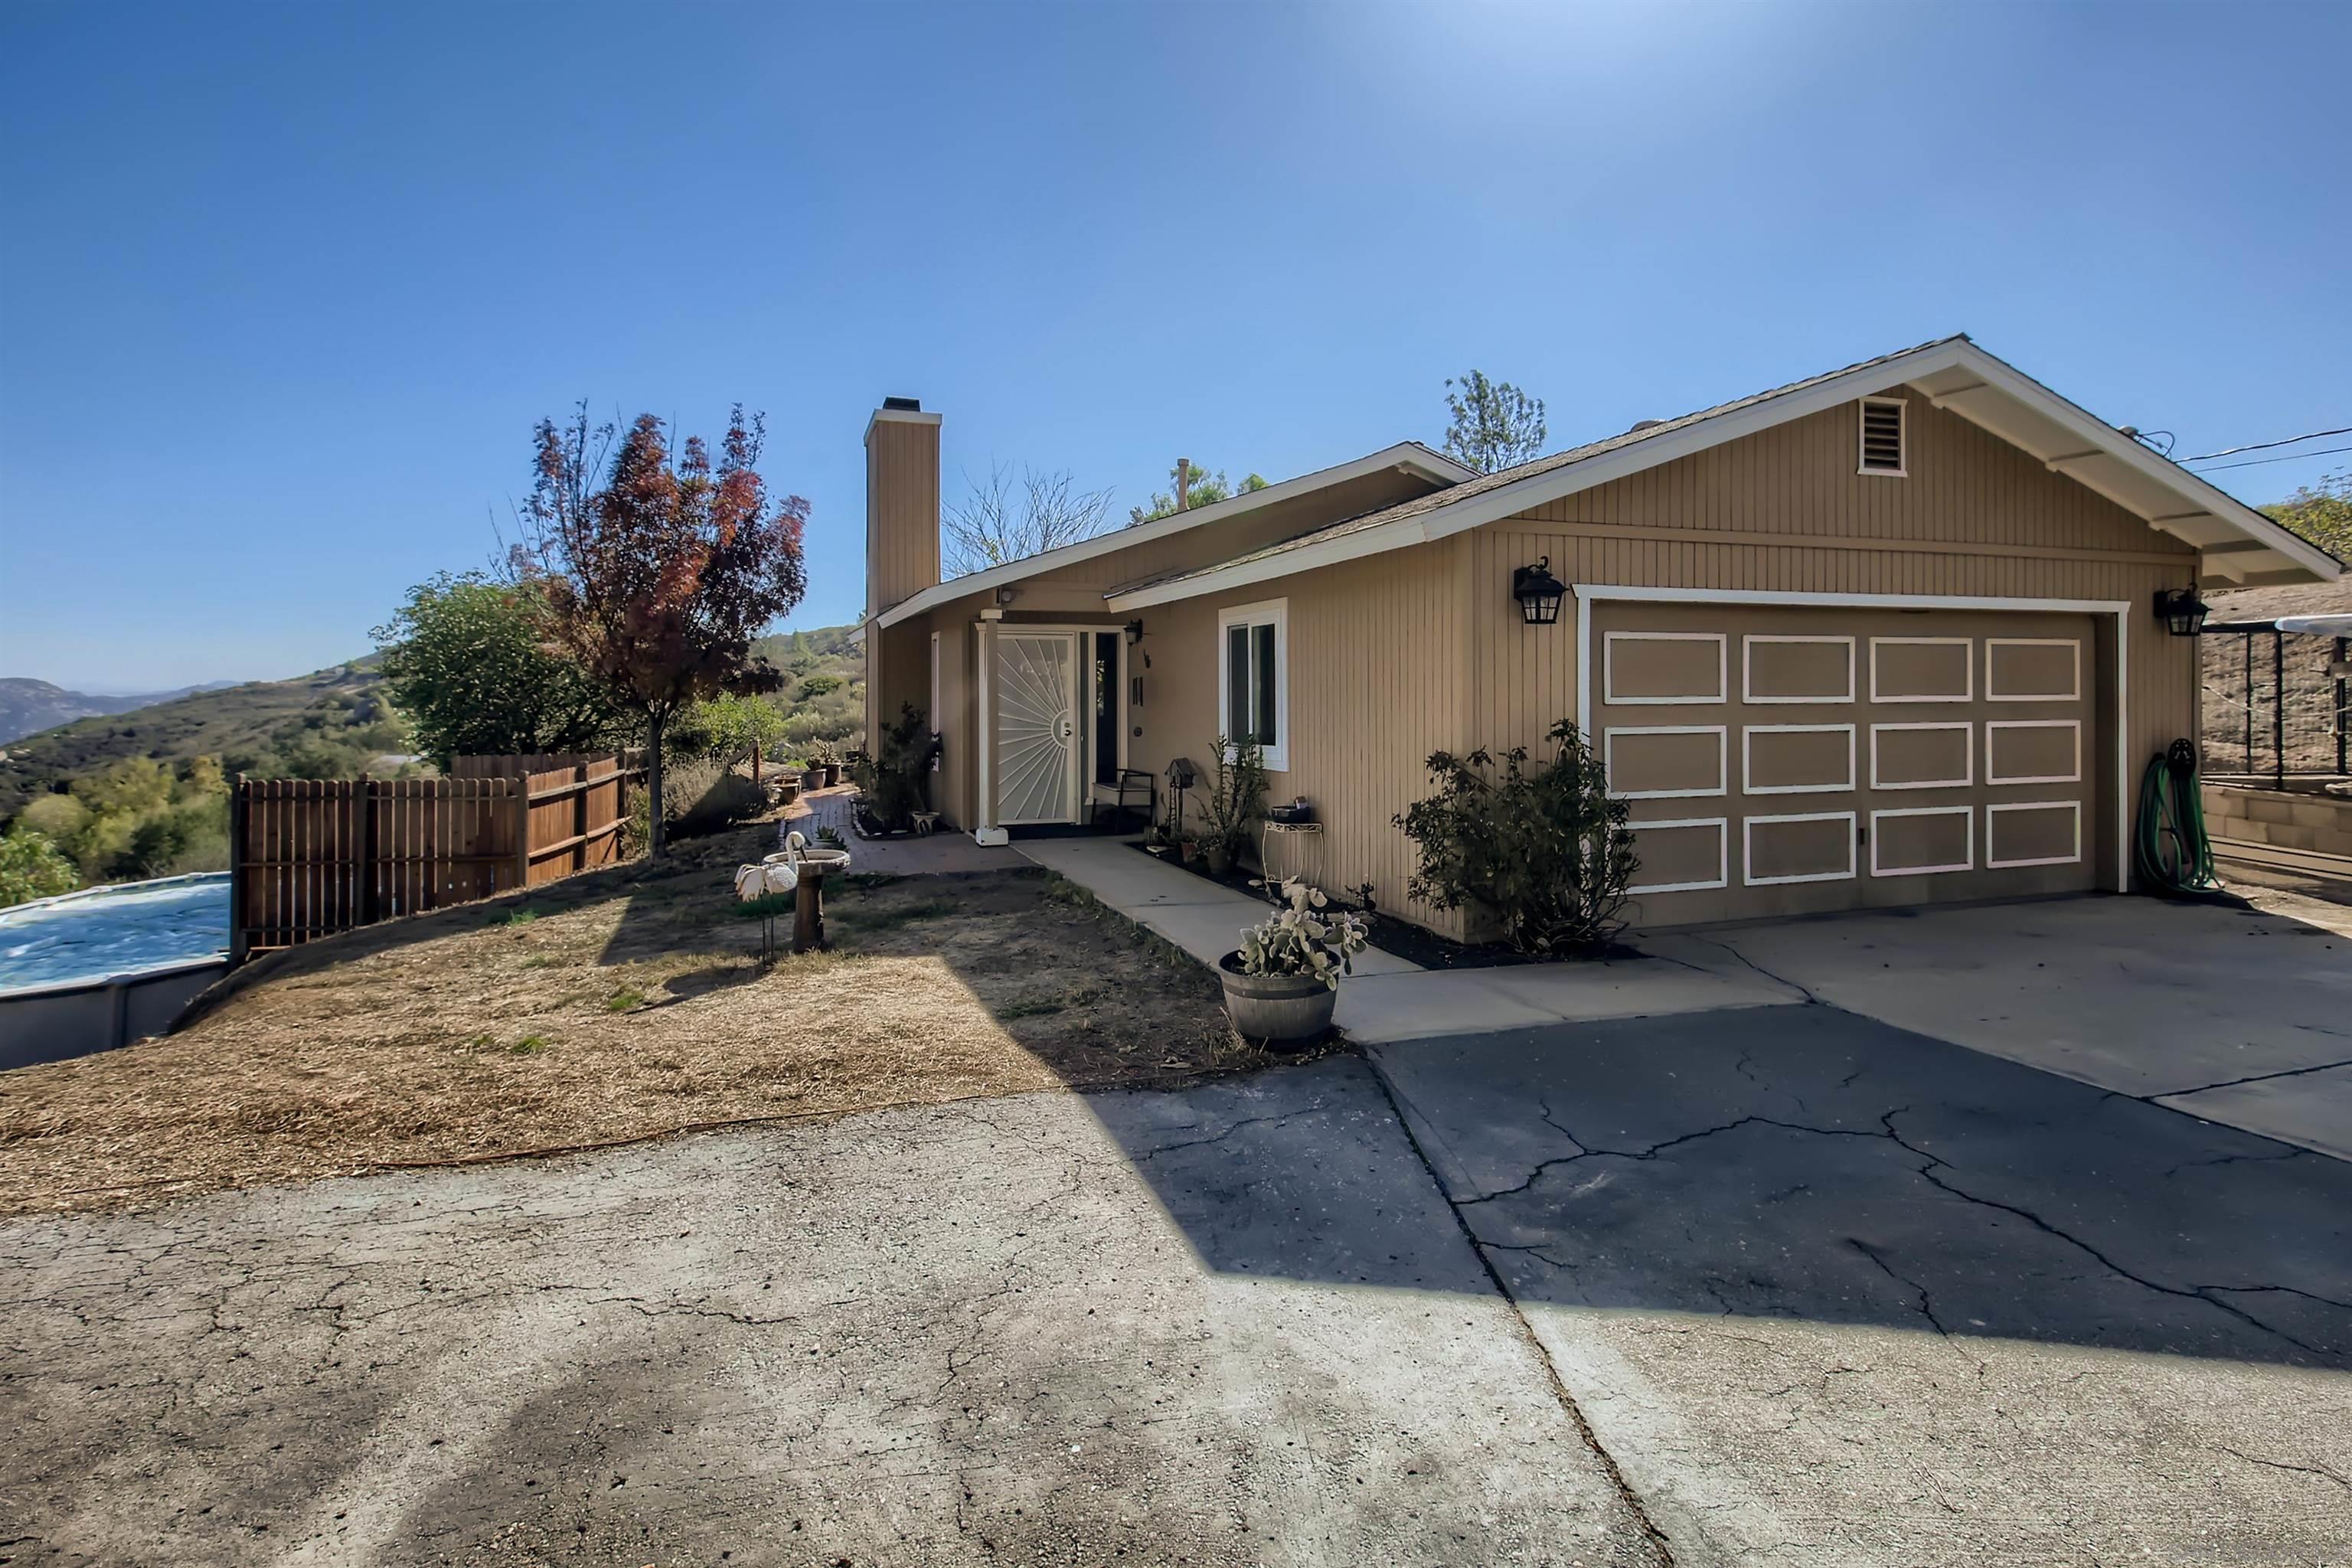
[995, 633, 1082, 825]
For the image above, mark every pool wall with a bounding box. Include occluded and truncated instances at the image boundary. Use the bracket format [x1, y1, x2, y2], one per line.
[0, 956, 229, 1070]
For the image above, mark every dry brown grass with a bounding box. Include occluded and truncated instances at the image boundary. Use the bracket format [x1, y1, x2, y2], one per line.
[0, 820, 1258, 1216]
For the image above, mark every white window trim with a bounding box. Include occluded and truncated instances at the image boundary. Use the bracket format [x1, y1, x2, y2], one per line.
[1868, 636, 1973, 703]
[1743, 810, 1858, 886]
[1870, 721, 1975, 791]
[1603, 630, 1726, 706]
[1217, 598, 1289, 773]
[1859, 395, 1907, 478]
[1986, 800, 2083, 869]
[929, 632, 942, 735]
[1985, 637, 2082, 702]
[1870, 805, 1975, 877]
[1626, 817, 1729, 894]
[1742, 723, 1856, 795]
[1743, 634, 1855, 704]
[1603, 725, 1727, 800]
[1985, 720, 2081, 786]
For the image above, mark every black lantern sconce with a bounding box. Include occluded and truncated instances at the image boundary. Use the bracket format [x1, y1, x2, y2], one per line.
[1123, 619, 1144, 646]
[1512, 557, 1567, 626]
[2154, 586, 2210, 638]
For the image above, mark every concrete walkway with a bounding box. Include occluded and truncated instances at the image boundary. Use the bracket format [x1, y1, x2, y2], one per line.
[1017, 837, 1797, 1042]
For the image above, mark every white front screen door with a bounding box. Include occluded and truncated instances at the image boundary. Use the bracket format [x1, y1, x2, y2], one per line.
[995, 633, 1082, 824]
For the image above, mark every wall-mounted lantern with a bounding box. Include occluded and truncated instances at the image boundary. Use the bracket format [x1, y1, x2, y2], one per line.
[1123, 619, 1145, 645]
[1512, 557, 1566, 626]
[2154, 586, 2210, 638]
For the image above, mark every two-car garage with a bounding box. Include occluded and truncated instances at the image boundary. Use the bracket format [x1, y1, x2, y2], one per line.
[1586, 593, 2115, 926]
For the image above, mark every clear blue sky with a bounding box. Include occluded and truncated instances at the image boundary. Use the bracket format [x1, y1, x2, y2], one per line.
[3, 1, 2346, 692]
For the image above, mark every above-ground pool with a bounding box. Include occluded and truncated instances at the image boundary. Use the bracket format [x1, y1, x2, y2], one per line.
[0, 874, 231, 993]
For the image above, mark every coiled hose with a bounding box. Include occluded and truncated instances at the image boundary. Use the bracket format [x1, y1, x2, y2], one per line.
[2133, 739, 2227, 900]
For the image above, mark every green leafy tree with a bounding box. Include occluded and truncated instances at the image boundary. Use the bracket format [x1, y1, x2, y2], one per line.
[668, 691, 787, 762]
[0, 824, 79, 908]
[374, 572, 621, 769]
[1442, 371, 1547, 473]
[1129, 460, 1269, 525]
[2262, 468, 2352, 562]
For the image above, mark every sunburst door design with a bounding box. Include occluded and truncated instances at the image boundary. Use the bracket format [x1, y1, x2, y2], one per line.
[995, 634, 1080, 824]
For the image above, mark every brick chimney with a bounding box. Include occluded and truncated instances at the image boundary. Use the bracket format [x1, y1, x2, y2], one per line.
[866, 397, 941, 616]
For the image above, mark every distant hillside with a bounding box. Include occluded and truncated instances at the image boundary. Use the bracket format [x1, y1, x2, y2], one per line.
[0, 660, 398, 821]
[0, 678, 235, 745]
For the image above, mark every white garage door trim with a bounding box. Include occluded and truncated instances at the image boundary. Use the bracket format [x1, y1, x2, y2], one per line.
[1574, 585, 2131, 893]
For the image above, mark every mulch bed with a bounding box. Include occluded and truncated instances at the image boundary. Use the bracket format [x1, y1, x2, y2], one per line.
[1126, 839, 1639, 969]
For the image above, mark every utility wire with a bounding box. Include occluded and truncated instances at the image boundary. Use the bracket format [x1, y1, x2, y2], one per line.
[2181, 442, 2352, 473]
[2178, 426, 2352, 462]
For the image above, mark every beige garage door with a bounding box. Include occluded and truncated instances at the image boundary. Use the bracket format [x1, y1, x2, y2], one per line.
[1595, 602, 2105, 926]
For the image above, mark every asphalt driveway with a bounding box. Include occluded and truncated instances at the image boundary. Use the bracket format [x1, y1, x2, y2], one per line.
[5, 894, 2349, 1566]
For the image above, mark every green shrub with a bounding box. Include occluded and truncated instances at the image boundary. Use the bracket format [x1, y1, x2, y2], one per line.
[1393, 720, 1636, 954]
[0, 824, 79, 908]
[1195, 736, 1268, 865]
[851, 703, 940, 831]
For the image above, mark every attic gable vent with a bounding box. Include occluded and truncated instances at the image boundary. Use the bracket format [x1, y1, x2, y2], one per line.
[1859, 397, 1906, 476]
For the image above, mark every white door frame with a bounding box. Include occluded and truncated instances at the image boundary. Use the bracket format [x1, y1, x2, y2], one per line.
[979, 622, 1129, 831]
[1573, 585, 2132, 893]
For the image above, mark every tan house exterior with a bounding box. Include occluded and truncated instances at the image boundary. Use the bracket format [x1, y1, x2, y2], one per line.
[857, 337, 2339, 938]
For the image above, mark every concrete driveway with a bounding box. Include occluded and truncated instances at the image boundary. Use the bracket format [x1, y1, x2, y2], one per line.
[1650, 895, 2352, 1161]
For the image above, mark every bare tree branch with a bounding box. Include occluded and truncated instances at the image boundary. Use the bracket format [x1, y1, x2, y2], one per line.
[944, 462, 1115, 577]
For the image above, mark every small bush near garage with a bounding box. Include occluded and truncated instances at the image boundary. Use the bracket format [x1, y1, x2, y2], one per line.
[1394, 719, 1637, 954]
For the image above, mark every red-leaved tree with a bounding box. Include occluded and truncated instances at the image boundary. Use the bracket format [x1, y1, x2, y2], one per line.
[518, 404, 808, 854]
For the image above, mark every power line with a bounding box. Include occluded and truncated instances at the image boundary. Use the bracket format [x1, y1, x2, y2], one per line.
[2183, 443, 2352, 473]
[2179, 426, 2352, 462]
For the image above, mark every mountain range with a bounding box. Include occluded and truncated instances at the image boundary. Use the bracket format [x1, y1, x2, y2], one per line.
[0, 678, 238, 746]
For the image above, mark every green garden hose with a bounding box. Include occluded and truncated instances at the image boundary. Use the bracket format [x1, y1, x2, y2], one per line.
[2133, 740, 2227, 900]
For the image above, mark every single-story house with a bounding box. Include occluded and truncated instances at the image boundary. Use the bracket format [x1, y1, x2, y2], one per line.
[856, 335, 2340, 936]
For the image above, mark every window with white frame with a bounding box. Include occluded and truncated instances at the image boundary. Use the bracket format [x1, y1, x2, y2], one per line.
[1218, 599, 1288, 771]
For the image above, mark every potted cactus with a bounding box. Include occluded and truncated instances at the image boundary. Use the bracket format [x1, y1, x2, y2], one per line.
[1218, 877, 1370, 1048]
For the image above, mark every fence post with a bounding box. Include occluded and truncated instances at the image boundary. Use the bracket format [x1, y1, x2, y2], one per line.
[229, 777, 250, 966]
[512, 778, 531, 893]
[573, 761, 590, 875]
[360, 776, 381, 926]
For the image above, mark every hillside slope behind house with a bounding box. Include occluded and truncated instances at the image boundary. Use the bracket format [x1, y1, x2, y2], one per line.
[0, 662, 399, 821]
[0, 679, 235, 746]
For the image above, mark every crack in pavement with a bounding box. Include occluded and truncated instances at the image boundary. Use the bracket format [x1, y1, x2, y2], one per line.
[2220, 1447, 2352, 1493]
[1362, 1057, 1678, 1566]
[1446, 1093, 2346, 1360]
[2154, 1054, 2352, 1100]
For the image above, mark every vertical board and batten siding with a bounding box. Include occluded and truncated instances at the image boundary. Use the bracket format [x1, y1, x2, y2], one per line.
[864, 416, 940, 615]
[1458, 397, 2200, 923]
[1120, 537, 1478, 936]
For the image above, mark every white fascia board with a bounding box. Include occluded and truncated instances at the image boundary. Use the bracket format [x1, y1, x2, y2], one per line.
[846, 619, 869, 646]
[1942, 346, 2341, 582]
[875, 439, 1473, 631]
[1106, 338, 2340, 610]
[1110, 341, 1984, 609]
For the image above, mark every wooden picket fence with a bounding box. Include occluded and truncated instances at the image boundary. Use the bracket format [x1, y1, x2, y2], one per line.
[230, 752, 644, 962]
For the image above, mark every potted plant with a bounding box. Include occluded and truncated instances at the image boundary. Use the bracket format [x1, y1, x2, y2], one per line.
[1197, 735, 1268, 879]
[810, 740, 843, 787]
[1219, 877, 1370, 1047]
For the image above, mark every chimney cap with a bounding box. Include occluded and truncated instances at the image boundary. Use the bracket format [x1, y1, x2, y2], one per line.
[881, 396, 922, 412]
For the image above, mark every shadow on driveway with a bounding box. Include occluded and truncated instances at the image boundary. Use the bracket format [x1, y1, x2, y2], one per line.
[1084, 1003, 2351, 1372]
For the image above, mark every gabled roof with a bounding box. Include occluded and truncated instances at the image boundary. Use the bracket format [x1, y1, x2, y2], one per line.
[1104, 337, 2341, 610]
[869, 439, 1472, 632]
